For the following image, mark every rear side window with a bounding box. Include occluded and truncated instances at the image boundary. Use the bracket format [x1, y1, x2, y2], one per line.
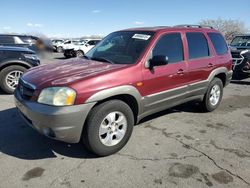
[152, 33, 184, 63]
[208, 33, 228, 55]
[186, 32, 210, 59]
[0, 36, 15, 44]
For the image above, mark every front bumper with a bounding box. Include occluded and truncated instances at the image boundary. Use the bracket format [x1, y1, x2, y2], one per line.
[63, 49, 76, 57]
[14, 90, 96, 143]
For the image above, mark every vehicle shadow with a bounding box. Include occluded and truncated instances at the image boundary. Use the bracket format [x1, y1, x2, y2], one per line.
[231, 80, 250, 85]
[54, 57, 68, 60]
[231, 72, 250, 85]
[0, 108, 96, 160]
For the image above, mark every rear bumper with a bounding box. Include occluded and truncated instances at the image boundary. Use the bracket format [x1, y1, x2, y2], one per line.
[14, 90, 96, 143]
[226, 70, 233, 86]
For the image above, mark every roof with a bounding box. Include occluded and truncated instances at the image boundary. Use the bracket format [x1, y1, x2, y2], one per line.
[122, 25, 217, 32]
[233, 34, 250, 37]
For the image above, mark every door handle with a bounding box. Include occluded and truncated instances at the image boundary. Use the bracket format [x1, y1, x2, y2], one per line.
[208, 63, 214, 68]
[177, 69, 184, 75]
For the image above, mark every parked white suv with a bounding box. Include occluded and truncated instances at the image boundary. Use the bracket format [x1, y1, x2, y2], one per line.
[57, 40, 80, 53]
[63, 39, 101, 58]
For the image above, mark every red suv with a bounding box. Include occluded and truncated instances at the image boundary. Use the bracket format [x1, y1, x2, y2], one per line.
[15, 25, 233, 156]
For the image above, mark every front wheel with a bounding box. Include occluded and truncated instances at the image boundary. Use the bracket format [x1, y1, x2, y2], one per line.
[76, 50, 84, 58]
[82, 100, 134, 156]
[201, 78, 223, 112]
[0, 65, 27, 94]
[57, 46, 63, 53]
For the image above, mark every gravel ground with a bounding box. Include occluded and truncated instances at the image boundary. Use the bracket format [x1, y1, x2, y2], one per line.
[0, 53, 250, 188]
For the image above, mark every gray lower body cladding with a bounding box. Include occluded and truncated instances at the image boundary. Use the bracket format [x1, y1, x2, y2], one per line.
[14, 90, 96, 143]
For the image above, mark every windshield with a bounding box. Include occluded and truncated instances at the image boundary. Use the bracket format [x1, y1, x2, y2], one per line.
[86, 31, 155, 64]
[231, 36, 250, 47]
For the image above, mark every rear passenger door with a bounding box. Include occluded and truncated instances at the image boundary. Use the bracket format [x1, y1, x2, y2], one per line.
[185, 32, 215, 95]
[142, 32, 188, 112]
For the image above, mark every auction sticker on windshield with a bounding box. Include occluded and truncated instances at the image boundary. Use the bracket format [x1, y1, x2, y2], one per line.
[132, 34, 151, 40]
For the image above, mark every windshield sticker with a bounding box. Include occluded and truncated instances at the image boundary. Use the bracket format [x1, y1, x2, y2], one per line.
[132, 34, 151, 40]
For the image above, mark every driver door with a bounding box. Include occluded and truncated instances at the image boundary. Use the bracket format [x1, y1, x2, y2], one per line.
[141, 32, 189, 112]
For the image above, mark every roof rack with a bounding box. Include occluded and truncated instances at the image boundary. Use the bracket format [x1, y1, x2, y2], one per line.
[174, 24, 214, 29]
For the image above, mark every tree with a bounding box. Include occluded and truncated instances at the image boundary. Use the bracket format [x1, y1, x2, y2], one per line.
[199, 18, 248, 41]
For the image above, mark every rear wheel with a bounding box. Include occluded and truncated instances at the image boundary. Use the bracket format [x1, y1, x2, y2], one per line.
[201, 78, 223, 112]
[0, 65, 27, 94]
[82, 100, 134, 156]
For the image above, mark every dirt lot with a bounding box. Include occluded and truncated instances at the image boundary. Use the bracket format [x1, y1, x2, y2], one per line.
[0, 53, 250, 188]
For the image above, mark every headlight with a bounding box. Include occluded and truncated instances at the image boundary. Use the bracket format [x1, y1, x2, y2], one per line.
[24, 54, 39, 60]
[38, 87, 76, 106]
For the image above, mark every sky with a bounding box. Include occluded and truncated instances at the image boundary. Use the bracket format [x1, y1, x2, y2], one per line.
[1, 0, 250, 38]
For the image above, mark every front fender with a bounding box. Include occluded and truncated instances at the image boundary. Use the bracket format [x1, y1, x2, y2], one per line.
[85, 85, 143, 114]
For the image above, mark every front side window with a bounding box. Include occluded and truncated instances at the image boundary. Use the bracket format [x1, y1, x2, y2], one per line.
[208, 32, 228, 55]
[186, 32, 210, 59]
[152, 33, 184, 63]
[86, 31, 155, 64]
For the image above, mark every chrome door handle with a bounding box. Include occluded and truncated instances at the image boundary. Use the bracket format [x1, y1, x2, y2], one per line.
[177, 69, 184, 75]
[208, 63, 214, 68]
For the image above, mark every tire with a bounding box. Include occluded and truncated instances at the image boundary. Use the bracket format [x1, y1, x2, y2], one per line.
[76, 50, 84, 58]
[63, 53, 71, 59]
[201, 77, 223, 112]
[0, 65, 27, 94]
[82, 100, 134, 156]
[57, 46, 63, 53]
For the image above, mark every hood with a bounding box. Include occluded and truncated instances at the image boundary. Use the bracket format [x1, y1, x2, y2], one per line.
[22, 58, 127, 88]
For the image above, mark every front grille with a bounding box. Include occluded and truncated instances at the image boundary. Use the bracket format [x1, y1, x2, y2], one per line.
[231, 52, 244, 70]
[18, 78, 35, 100]
[231, 51, 241, 58]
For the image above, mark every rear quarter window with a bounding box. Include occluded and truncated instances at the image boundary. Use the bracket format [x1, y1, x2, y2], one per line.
[208, 33, 228, 55]
[186, 32, 210, 59]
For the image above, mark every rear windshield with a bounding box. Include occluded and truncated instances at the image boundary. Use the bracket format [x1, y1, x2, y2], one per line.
[230, 36, 250, 47]
[208, 32, 228, 55]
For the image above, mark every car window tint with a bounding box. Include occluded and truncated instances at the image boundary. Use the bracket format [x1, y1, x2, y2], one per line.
[208, 32, 228, 55]
[152, 33, 184, 63]
[88, 41, 95, 45]
[186, 32, 210, 59]
[0, 36, 15, 44]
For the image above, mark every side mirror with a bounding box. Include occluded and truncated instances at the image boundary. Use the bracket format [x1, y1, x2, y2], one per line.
[149, 55, 168, 68]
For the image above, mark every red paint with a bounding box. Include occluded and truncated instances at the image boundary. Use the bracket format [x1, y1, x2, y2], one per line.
[22, 27, 232, 104]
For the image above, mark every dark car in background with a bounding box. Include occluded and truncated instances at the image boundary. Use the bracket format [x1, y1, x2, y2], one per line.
[0, 46, 40, 94]
[0, 34, 53, 53]
[230, 35, 250, 76]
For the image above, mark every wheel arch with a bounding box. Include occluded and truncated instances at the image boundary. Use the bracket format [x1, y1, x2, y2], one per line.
[85, 85, 143, 123]
[208, 67, 228, 87]
[0, 60, 31, 72]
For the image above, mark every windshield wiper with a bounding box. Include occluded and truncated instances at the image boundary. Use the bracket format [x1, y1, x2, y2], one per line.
[90, 57, 114, 64]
